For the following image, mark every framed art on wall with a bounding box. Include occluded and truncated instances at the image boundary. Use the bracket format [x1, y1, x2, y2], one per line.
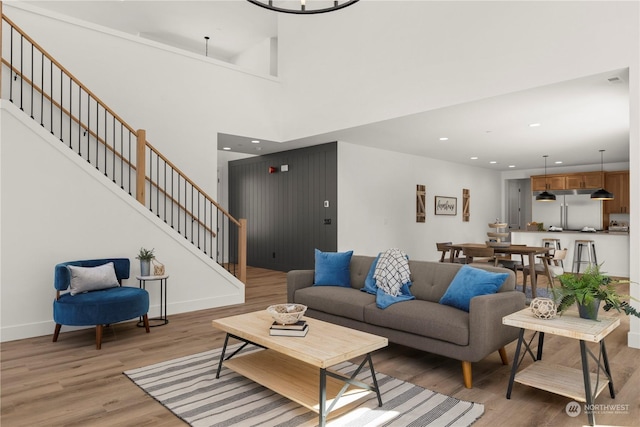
[435, 196, 457, 216]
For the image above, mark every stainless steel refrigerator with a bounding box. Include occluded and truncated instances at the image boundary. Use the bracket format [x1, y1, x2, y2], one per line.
[531, 192, 602, 230]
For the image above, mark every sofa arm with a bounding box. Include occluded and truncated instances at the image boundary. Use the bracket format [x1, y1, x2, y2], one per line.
[467, 291, 526, 362]
[287, 270, 315, 303]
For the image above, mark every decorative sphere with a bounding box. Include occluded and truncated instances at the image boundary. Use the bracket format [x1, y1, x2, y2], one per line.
[530, 298, 557, 319]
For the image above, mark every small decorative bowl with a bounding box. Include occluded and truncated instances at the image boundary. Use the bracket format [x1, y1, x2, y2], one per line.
[267, 304, 307, 325]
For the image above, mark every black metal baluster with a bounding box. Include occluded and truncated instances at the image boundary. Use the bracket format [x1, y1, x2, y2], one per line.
[69, 75, 72, 148]
[49, 58, 53, 134]
[128, 131, 132, 195]
[177, 175, 181, 233]
[190, 186, 194, 243]
[111, 115, 116, 181]
[9, 28, 14, 103]
[171, 168, 175, 228]
[104, 108, 108, 175]
[120, 124, 124, 189]
[77, 87, 82, 156]
[30, 42, 34, 118]
[184, 179, 188, 239]
[85, 91, 90, 162]
[40, 51, 44, 126]
[95, 99, 99, 170]
[156, 151, 160, 217]
[20, 34, 24, 110]
[148, 149, 153, 211]
[163, 163, 167, 223]
[203, 198, 207, 253]
[59, 69, 63, 141]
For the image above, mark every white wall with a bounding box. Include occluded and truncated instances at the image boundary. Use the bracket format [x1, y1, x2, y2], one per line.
[0, 102, 243, 341]
[337, 142, 503, 261]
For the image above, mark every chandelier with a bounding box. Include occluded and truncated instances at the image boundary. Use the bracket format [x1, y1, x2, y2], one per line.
[247, 0, 360, 14]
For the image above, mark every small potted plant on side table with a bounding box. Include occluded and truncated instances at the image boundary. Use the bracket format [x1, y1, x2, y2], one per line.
[553, 264, 639, 320]
[136, 247, 155, 277]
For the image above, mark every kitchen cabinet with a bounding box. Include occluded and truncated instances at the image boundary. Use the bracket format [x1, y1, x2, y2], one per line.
[531, 171, 603, 192]
[604, 171, 629, 214]
[531, 174, 566, 191]
[564, 171, 603, 189]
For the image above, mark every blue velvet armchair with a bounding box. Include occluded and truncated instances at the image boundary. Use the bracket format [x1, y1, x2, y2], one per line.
[53, 258, 150, 349]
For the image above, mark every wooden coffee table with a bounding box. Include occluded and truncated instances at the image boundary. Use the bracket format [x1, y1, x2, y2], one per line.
[212, 310, 388, 427]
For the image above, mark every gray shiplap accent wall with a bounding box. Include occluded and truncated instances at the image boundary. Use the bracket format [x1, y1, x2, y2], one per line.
[229, 142, 337, 271]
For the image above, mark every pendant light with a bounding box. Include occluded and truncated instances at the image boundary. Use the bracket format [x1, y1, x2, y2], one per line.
[536, 155, 556, 201]
[247, 0, 360, 14]
[590, 149, 614, 200]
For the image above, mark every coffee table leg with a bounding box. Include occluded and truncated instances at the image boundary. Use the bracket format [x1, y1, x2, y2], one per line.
[319, 368, 327, 427]
[579, 340, 595, 426]
[216, 333, 230, 379]
[365, 353, 383, 407]
[507, 328, 525, 399]
[601, 341, 615, 398]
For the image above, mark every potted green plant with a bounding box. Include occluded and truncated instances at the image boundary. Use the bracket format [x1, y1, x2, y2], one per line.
[136, 247, 155, 277]
[553, 264, 639, 320]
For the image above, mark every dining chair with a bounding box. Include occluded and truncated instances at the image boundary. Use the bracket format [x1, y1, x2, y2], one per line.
[436, 242, 464, 263]
[461, 246, 498, 265]
[522, 249, 567, 293]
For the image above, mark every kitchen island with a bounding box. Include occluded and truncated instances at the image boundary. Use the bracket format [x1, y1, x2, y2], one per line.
[511, 231, 629, 277]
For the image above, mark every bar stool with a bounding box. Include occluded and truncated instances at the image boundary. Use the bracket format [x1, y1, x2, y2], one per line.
[572, 239, 597, 273]
[542, 238, 562, 267]
[542, 238, 561, 250]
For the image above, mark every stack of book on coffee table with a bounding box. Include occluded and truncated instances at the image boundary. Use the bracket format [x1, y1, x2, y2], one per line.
[269, 320, 308, 337]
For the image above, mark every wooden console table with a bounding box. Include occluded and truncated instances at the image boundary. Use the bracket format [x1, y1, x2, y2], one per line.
[503, 308, 620, 426]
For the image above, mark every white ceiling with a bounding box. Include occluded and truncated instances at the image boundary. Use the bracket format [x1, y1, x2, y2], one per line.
[23, 0, 630, 172]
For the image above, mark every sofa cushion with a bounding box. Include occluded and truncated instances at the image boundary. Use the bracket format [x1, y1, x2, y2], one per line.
[364, 300, 469, 346]
[439, 265, 508, 312]
[294, 287, 374, 322]
[68, 262, 119, 295]
[314, 249, 354, 287]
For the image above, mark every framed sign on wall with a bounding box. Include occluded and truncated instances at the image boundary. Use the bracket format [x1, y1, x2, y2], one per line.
[435, 196, 457, 216]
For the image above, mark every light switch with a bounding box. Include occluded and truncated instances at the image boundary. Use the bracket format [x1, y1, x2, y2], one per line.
[324, 200, 329, 208]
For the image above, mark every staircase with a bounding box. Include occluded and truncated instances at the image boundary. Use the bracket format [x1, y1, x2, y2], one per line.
[0, 12, 246, 283]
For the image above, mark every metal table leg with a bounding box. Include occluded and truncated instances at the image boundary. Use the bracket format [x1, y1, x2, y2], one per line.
[579, 340, 595, 426]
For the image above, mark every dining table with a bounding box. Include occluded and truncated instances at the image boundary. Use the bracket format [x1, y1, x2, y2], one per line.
[447, 243, 551, 298]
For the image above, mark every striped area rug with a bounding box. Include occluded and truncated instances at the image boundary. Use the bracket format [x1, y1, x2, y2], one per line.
[124, 344, 484, 427]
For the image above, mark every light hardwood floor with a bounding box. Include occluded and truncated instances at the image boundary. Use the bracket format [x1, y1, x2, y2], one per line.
[1, 267, 638, 426]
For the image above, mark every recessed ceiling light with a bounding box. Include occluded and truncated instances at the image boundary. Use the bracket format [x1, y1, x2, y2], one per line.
[554, 161, 563, 164]
[439, 137, 449, 141]
[251, 140, 260, 144]
[508, 165, 516, 168]
[490, 161, 497, 164]
[470, 156, 479, 160]
[223, 147, 231, 150]
[529, 123, 541, 127]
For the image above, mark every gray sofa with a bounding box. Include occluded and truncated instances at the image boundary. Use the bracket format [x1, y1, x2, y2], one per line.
[287, 255, 526, 388]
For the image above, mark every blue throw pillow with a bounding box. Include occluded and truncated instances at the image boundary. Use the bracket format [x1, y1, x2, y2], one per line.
[313, 249, 354, 287]
[439, 265, 508, 312]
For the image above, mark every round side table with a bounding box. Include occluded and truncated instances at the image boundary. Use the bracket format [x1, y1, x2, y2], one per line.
[136, 274, 169, 327]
